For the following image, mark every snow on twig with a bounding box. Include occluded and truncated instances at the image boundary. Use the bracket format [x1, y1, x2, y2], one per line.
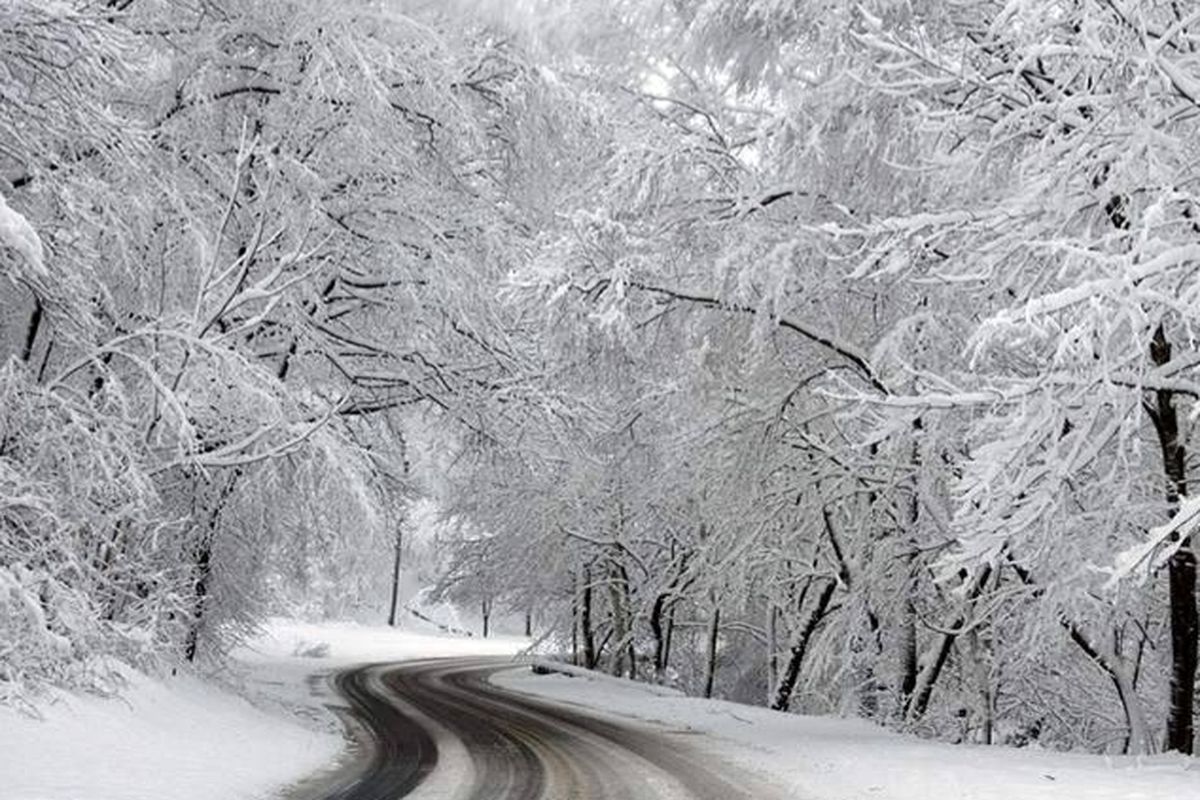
[1102, 495, 1200, 589]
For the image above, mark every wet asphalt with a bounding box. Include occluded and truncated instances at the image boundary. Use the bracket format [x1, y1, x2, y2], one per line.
[309, 657, 788, 800]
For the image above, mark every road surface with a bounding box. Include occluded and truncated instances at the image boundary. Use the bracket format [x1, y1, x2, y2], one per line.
[310, 657, 786, 800]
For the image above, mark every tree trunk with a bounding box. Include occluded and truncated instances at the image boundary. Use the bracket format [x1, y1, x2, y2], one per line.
[1148, 323, 1198, 754]
[650, 552, 691, 681]
[608, 561, 633, 678]
[481, 599, 491, 638]
[36, 336, 54, 383]
[906, 628, 954, 721]
[524, 609, 532, 637]
[1065, 622, 1154, 755]
[905, 565, 992, 721]
[581, 565, 597, 669]
[663, 601, 676, 674]
[854, 606, 884, 718]
[184, 471, 240, 662]
[965, 628, 994, 745]
[772, 579, 836, 711]
[898, 444, 921, 711]
[184, 531, 214, 662]
[571, 573, 580, 665]
[766, 602, 779, 706]
[20, 296, 42, 364]
[387, 526, 403, 627]
[650, 592, 668, 678]
[1166, 547, 1196, 754]
[1115, 663, 1153, 755]
[704, 604, 721, 699]
[897, 572, 918, 709]
[568, 592, 578, 666]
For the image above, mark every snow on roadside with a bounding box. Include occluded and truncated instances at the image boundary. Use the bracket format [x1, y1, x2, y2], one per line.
[0, 619, 525, 800]
[0, 662, 340, 800]
[493, 663, 1200, 800]
[239, 617, 526, 669]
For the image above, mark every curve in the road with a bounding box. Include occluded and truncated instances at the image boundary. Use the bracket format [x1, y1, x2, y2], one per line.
[319, 667, 438, 800]
[316, 657, 785, 800]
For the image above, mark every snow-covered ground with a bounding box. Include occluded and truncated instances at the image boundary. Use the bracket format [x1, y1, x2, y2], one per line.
[494, 663, 1200, 800]
[0, 662, 339, 800]
[0, 618, 524, 800]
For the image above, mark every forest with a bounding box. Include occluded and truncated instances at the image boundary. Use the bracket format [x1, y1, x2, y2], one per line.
[2, 0, 1199, 758]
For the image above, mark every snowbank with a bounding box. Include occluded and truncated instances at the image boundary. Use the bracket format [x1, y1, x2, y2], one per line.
[0, 663, 340, 800]
[494, 663, 1200, 800]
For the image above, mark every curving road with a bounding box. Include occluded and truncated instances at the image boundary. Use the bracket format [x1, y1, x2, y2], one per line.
[308, 657, 786, 800]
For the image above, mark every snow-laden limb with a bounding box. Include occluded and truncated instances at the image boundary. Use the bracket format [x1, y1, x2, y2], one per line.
[1103, 495, 1200, 590]
[0, 190, 45, 277]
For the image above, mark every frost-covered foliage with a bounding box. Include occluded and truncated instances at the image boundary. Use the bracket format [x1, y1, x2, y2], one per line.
[0, 0, 545, 698]
[262, 429, 398, 621]
[0, 363, 183, 699]
[418, 0, 1200, 759]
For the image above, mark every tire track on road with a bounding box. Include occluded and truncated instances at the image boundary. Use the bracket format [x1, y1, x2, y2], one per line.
[314, 657, 787, 800]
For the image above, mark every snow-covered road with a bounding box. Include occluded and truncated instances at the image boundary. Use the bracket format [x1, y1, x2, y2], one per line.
[312, 658, 789, 800]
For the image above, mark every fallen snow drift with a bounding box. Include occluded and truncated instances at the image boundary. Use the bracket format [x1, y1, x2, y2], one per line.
[494, 664, 1200, 800]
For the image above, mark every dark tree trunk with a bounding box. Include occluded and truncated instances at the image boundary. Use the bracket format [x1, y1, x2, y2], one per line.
[1148, 323, 1198, 754]
[481, 599, 491, 638]
[524, 609, 532, 637]
[20, 296, 42, 363]
[36, 336, 54, 383]
[905, 565, 992, 721]
[387, 526, 403, 627]
[902, 573, 916, 710]
[899, 421, 923, 707]
[387, 437, 411, 628]
[571, 571, 580, 665]
[898, 567, 919, 702]
[663, 602, 676, 673]
[1165, 532, 1197, 753]
[650, 592, 669, 678]
[704, 605, 721, 699]
[772, 579, 836, 712]
[581, 565, 597, 669]
[184, 531, 214, 662]
[650, 552, 692, 680]
[907, 629, 953, 721]
[184, 472, 240, 662]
